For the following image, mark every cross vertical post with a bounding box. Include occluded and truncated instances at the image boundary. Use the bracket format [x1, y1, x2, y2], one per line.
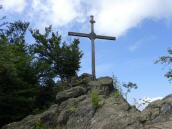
[68, 15, 116, 80]
[90, 16, 96, 80]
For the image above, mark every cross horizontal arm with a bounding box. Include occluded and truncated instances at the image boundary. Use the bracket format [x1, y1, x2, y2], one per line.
[96, 35, 116, 40]
[68, 32, 90, 38]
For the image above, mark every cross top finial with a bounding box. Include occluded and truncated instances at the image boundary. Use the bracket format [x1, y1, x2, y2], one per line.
[90, 15, 95, 24]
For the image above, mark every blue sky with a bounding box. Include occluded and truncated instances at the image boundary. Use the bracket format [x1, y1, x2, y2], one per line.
[1, 0, 172, 107]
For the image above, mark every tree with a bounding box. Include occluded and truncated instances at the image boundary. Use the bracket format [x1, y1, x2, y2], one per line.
[0, 22, 83, 127]
[58, 39, 83, 82]
[31, 26, 83, 84]
[0, 21, 39, 127]
[156, 49, 172, 80]
[112, 75, 138, 101]
[0, 5, 7, 35]
[122, 82, 138, 100]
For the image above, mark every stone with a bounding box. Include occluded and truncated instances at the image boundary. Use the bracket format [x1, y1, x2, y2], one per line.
[88, 77, 114, 96]
[142, 94, 172, 124]
[79, 73, 93, 81]
[98, 77, 113, 86]
[4, 76, 172, 129]
[161, 103, 172, 115]
[56, 86, 87, 103]
[2, 104, 59, 129]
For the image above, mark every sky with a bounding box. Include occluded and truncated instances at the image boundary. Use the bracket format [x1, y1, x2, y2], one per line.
[1, 0, 172, 108]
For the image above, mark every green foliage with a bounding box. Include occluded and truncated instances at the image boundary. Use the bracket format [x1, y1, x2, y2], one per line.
[0, 21, 40, 127]
[156, 49, 172, 80]
[122, 82, 138, 92]
[122, 82, 137, 100]
[31, 26, 83, 84]
[91, 89, 100, 109]
[0, 22, 83, 128]
[35, 86, 56, 110]
[35, 121, 46, 129]
[114, 90, 121, 98]
[6, 21, 29, 44]
[68, 106, 77, 113]
[112, 75, 138, 100]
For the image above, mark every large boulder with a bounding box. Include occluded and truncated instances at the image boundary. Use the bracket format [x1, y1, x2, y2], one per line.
[3, 76, 144, 129]
[69, 73, 93, 87]
[2, 104, 59, 129]
[4, 75, 172, 129]
[88, 77, 114, 96]
[142, 94, 172, 124]
[89, 95, 144, 129]
[56, 86, 87, 103]
[79, 73, 93, 83]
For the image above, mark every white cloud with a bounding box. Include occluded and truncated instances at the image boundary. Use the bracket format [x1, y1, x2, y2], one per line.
[94, 0, 172, 36]
[2, 0, 172, 36]
[29, 0, 83, 28]
[2, 0, 27, 13]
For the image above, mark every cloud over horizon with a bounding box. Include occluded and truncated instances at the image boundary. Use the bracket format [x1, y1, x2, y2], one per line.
[1, 0, 172, 36]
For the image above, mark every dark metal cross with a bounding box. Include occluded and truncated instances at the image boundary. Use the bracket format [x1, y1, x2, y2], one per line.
[68, 15, 116, 80]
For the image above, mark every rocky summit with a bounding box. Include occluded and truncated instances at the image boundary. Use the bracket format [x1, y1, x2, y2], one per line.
[2, 74, 172, 129]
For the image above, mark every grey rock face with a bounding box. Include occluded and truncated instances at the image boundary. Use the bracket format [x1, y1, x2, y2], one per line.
[88, 77, 114, 96]
[142, 93, 172, 125]
[56, 86, 87, 103]
[3, 75, 172, 129]
[89, 96, 144, 129]
[2, 104, 59, 129]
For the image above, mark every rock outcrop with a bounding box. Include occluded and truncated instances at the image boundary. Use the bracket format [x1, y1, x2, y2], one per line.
[143, 94, 172, 129]
[2, 74, 172, 129]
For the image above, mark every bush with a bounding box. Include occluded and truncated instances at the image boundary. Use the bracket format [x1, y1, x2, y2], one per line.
[35, 121, 46, 129]
[112, 75, 138, 101]
[91, 89, 100, 109]
[68, 106, 77, 113]
[114, 90, 121, 98]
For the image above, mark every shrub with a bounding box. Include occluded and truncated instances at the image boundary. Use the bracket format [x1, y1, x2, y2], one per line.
[91, 89, 100, 109]
[114, 90, 121, 98]
[35, 121, 46, 129]
[68, 106, 77, 113]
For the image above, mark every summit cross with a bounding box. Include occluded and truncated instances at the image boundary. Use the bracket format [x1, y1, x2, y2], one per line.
[68, 15, 116, 80]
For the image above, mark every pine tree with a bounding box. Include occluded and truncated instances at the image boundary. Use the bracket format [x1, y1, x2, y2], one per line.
[0, 21, 39, 127]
